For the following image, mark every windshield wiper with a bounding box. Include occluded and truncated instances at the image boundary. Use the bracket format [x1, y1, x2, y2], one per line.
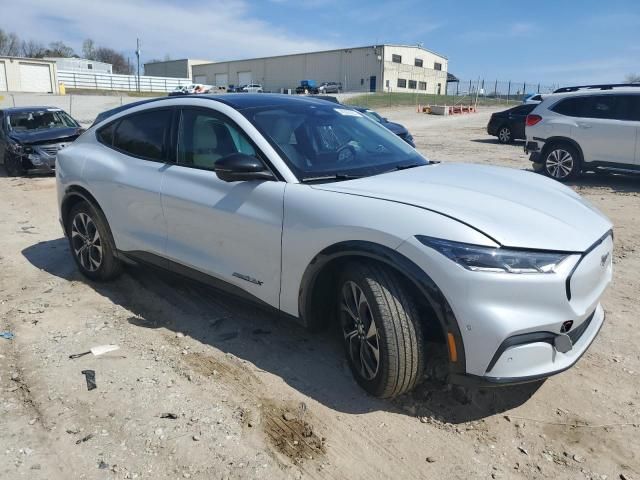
[300, 173, 363, 183]
[394, 162, 425, 171]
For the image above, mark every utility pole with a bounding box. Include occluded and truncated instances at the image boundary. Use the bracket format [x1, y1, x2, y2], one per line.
[136, 38, 141, 93]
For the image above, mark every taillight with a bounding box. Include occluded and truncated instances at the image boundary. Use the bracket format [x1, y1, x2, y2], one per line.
[526, 114, 542, 126]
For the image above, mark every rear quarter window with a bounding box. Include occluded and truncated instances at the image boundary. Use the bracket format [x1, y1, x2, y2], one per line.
[551, 97, 589, 117]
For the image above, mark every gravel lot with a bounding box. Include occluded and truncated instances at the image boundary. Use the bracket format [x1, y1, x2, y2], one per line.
[1, 105, 639, 480]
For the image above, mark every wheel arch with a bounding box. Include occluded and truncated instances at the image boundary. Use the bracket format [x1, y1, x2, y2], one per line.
[60, 185, 105, 236]
[298, 240, 466, 373]
[541, 136, 584, 164]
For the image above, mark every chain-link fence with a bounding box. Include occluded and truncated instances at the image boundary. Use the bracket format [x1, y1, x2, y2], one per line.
[341, 77, 559, 110]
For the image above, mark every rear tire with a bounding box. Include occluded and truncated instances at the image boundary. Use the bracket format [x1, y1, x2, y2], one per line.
[66, 201, 123, 281]
[542, 143, 580, 182]
[497, 126, 512, 144]
[337, 262, 425, 398]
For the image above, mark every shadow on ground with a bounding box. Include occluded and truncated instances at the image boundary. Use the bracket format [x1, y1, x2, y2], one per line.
[469, 138, 525, 145]
[567, 172, 640, 194]
[23, 237, 542, 424]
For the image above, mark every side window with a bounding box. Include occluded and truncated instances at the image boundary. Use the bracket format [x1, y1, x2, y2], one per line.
[583, 95, 618, 120]
[613, 95, 640, 121]
[551, 97, 588, 117]
[96, 121, 117, 146]
[177, 109, 257, 171]
[112, 109, 172, 161]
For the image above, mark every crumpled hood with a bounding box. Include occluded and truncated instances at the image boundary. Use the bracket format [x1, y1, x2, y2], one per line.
[8, 127, 82, 145]
[312, 163, 612, 252]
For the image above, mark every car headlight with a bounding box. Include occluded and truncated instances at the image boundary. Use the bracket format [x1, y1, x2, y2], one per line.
[416, 236, 570, 274]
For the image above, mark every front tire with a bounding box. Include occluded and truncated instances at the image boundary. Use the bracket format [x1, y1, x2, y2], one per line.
[542, 143, 580, 181]
[4, 154, 25, 177]
[497, 126, 512, 144]
[66, 201, 123, 281]
[338, 262, 425, 398]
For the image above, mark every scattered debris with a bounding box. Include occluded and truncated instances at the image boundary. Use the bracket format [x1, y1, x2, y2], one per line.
[160, 413, 178, 419]
[81, 370, 97, 391]
[518, 447, 529, 456]
[69, 344, 120, 359]
[98, 460, 109, 470]
[0, 331, 14, 340]
[573, 454, 585, 463]
[426, 456, 437, 463]
[283, 412, 296, 421]
[192, 435, 201, 442]
[75, 433, 94, 444]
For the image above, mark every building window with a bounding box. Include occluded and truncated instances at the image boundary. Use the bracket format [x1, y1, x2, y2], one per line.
[414, 58, 423, 67]
[88, 64, 93, 70]
[397, 78, 407, 88]
[392, 54, 402, 64]
[418, 81, 427, 90]
[434, 62, 442, 71]
[408, 80, 417, 89]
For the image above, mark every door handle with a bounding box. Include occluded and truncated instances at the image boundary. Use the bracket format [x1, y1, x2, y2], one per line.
[577, 123, 592, 129]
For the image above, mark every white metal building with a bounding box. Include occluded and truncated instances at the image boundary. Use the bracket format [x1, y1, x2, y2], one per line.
[44, 57, 113, 74]
[0, 57, 58, 93]
[144, 59, 212, 80]
[192, 45, 448, 94]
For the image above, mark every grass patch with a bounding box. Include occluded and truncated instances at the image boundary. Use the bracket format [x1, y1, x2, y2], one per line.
[343, 93, 519, 109]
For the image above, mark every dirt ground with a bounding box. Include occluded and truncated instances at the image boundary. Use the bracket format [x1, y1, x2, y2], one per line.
[1, 106, 638, 480]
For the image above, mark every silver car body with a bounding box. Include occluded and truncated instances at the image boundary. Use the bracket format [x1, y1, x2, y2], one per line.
[57, 95, 613, 385]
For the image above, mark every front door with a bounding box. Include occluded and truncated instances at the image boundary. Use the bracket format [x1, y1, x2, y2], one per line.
[161, 107, 285, 307]
[369, 76, 376, 92]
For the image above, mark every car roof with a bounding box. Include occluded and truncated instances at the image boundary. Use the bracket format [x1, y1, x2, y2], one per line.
[205, 93, 345, 110]
[544, 87, 640, 99]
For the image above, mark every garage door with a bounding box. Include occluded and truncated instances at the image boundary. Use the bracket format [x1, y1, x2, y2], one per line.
[215, 73, 228, 87]
[193, 75, 208, 84]
[238, 71, 252, 86]
[19, 63, 52, 92]
[0, 62, 7, 91]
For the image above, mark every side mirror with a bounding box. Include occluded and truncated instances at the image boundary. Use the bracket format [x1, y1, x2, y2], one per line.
[214, 153, 275, 182]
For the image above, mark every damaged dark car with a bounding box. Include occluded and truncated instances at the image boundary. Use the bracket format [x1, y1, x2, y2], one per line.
[0, 107, 83, 176]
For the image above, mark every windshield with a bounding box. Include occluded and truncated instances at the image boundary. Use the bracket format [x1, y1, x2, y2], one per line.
[7, 110, 79, 132]
[360, 109, 384, 123]
[243, 104, 427, 181]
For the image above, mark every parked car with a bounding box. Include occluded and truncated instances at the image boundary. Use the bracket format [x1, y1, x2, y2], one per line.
[523, 93, 544, 104]
[296, 80, 318, 94]
[241, 84, 263, 93]
[353, 106, 415, 147]
[318, 82, 342, 94]
[525, 84, 640, 181]
[0, 107, 83, 176]
[57, 94, 612, 398]
[486, 104, 537, 143]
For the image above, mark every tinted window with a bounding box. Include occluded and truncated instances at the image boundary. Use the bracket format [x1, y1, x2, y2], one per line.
[397, 78, 407, 88]
[177, 109, 256, 171]
[584, 95, 619, 119]
[392, 54, 402, 63]
[113, 109, 172, 161]
[414, 58, 423, 67]
[418, 81, 427, 90]
[551, 97, 589, 117]
[408, 80, 417, 89]
[613, 95, 640, 121]
[97, 121, 117, 145]
[434, 62, 442, 71]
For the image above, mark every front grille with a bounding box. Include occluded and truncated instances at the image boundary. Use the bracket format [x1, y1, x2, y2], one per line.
[38, 145, 62, 156]
[567, 310, 595, 344]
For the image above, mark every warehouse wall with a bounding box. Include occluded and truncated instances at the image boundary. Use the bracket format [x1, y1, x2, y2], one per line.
[193, 46, 384, 92]
[144, 59, 211, 80]
[381, 46, 448, 94]
[0, 57, 58, 93]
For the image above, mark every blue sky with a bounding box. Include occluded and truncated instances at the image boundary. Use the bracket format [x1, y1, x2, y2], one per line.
[3, 0, 640, 85]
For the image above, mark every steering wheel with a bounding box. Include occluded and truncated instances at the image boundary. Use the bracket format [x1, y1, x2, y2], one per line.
[336, 144, 356, 165]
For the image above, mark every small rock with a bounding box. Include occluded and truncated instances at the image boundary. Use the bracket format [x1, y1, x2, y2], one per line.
[176, 332, 185, 338]
[573, 454, 585, 463]
[419, 416, 429, 423]
[28, 418, 37, 425]
[426, 456, 437, 463]
[192, 435, 200, 441]
[30, 464, 41, 470]
[154, 428, 163, 437]
[518, 446, 528, 455]
[98, 461, 109, 470]
[282, 412, 296, 421]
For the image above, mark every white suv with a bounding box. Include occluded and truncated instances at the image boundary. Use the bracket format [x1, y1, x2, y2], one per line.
[57, 94, 612, 397]
[525, 85, 640, 181]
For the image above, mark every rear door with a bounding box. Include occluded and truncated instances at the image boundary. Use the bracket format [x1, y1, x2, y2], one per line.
[85, 108, 172, 257]
[160, 107, 285, 307]
[569, 94, 637, 165]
